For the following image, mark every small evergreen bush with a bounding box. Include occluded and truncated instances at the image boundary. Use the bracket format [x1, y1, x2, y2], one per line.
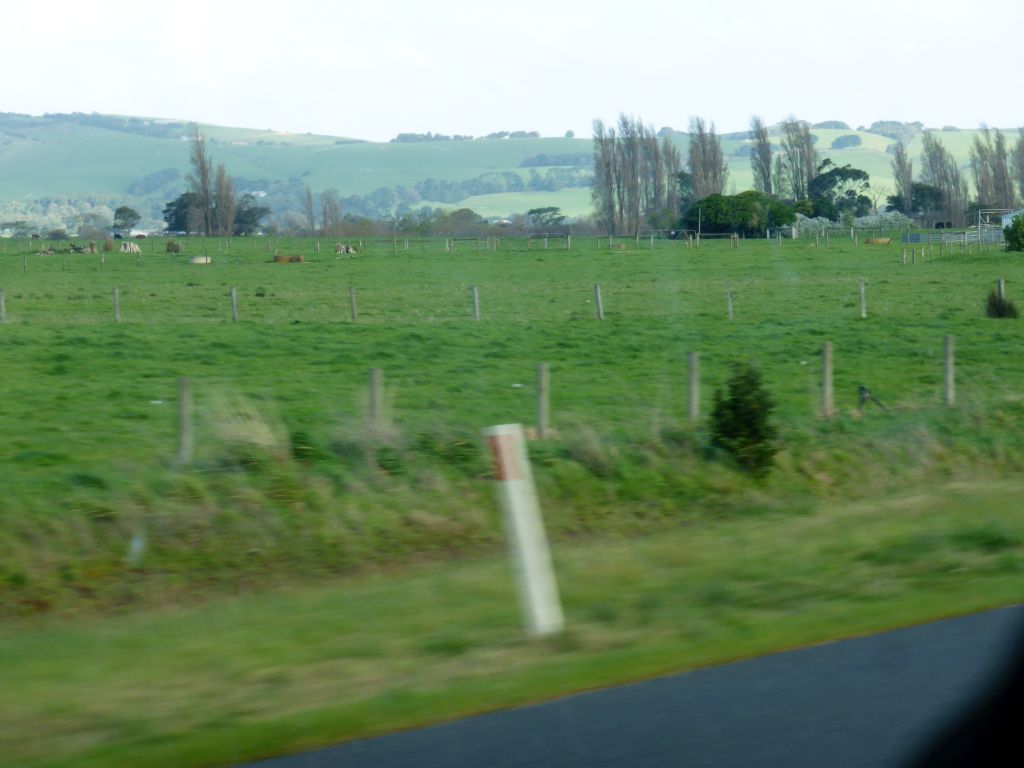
[986, 288, 1018, 318]
[1005, 215, 1024, 252]
[710, 362, 778, 476]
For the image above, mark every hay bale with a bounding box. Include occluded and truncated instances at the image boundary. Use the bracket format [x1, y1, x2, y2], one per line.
[865, 238, 892, 245]
[274, 255, 304, 263]
[190, 256, 212, 265]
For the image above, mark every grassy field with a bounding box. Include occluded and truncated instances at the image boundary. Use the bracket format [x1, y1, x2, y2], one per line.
[1, 233, 1023, 764]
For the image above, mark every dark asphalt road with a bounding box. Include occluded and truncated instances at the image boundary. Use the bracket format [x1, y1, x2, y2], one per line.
[243, 605, 1024, 767]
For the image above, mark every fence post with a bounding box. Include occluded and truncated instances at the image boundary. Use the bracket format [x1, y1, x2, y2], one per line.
[230, 286, 239, 321]
[471, 285, 480, 321]
[0, 289, 5, 323]
[687, 352, 700, 423]
[944, 335, 955, 407]
[859, 278, 867, 319]
[176, 377, 193, 467]
[537, 363, 550, 440]
[349, 286, 358, 323]
[822, 341, 835, 418]
[727, 289, 734, 320]
[113, 287, 121, 323]
[998, 278, 1006, 301]
[482, 423, 564, 637]
[369, 368, 384, 431]
[594, 283, 605, 320]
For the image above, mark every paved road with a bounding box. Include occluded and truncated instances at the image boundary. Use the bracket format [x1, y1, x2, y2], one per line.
[243, 605, 1024, 767]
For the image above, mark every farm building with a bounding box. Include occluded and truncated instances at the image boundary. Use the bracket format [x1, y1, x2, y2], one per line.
[1001, 208, 1024, 228]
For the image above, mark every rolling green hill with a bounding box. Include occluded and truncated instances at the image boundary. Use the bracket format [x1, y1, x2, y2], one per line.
[0, 112, 1014, 229]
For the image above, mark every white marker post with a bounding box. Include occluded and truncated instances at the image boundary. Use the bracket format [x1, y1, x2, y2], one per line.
[483, 423, 564, 637]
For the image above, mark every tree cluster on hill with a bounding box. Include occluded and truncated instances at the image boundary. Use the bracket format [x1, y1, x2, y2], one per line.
[390, 130, 541, 143]
[518, 153, 592, 168]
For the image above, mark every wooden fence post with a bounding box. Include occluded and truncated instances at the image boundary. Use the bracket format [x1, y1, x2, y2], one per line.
[349, 286, 358, 323]
[998, 278, 1006, 301]
[822, 341, 835, 418]
[369, 368, 384, 431]
[230, 286, 239, 321]
[113, 287, 121, 323]
[0, 289, 5, 323]
[859, 278, 866, 319]
[594, 283, 605, 320]
[944, 335, 955, 407]
[537, 362, 550, 440]
[727, 289, 734, 320]
[176, 377, 193, 467]
[687, 352, 700, 422]
[471, 285, 480, 321]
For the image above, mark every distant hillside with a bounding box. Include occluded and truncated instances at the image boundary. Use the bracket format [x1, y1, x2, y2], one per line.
[0, 112, 1011, 231]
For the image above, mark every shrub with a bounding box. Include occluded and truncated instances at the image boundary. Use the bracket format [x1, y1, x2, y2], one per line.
[102, 239, 115, 252]
[986, 288, 1018, 318]
[1005, 215, 1024, 252]
[710, 362, 778, 476]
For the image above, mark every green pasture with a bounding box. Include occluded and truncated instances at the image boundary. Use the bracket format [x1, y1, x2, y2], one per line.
[2, 232, 1024, 613]
[2, 233, 1024, 766]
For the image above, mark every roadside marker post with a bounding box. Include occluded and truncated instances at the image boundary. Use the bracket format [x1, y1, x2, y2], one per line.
[483, 423, 564, 637]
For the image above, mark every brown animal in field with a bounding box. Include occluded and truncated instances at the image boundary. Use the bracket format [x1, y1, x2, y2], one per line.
[166, 241, 184, 253]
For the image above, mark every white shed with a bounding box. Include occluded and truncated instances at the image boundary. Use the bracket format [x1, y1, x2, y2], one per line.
[1001, 209, 1024, 228]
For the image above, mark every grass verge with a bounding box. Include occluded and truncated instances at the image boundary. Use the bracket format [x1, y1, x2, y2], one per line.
[2, 480, 1022, 767]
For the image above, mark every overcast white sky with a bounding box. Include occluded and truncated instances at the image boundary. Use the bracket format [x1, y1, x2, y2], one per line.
[8, 0, 1019, 140]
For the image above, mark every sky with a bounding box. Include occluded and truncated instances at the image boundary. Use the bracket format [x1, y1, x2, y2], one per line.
[7, 0, 1021, 141]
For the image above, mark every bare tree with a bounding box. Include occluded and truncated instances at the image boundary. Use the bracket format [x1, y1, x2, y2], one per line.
[970, 128, 996, 206]
[687, 117, 728, 200]
[749, 116, 773, 194]
[186, 126, 214, 236]
[891, 140, 913, 214]
[213, 164, 237, 236]
[779, 117, 817, 200]
[772, 154, 791, 199]
[591, 119, 618, 234]
[992, 129, 1015, 208]
[920, 132, 968, 226]
[1014, 129, 1024, 207]
[321, 189, 343, 237]
[592, 115, 686, 233]
[661, 135, 682, 220]
[303, 184, 316, 235]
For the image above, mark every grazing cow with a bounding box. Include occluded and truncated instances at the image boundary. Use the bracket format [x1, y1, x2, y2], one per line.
[334, 243, 357, 255]
[120, 242, 141, 254]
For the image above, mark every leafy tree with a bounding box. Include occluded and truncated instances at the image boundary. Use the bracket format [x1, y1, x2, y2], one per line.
[162, 192, 198, 232]
[526, 207, 566, 230]
[233, 194, 270, 235]
[681, 191, 794, 236]
[564, 130, 575, 139]
[808, 160, 871, 219]
[113, 205, 140, 232]
[710, 362, 778, 476]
